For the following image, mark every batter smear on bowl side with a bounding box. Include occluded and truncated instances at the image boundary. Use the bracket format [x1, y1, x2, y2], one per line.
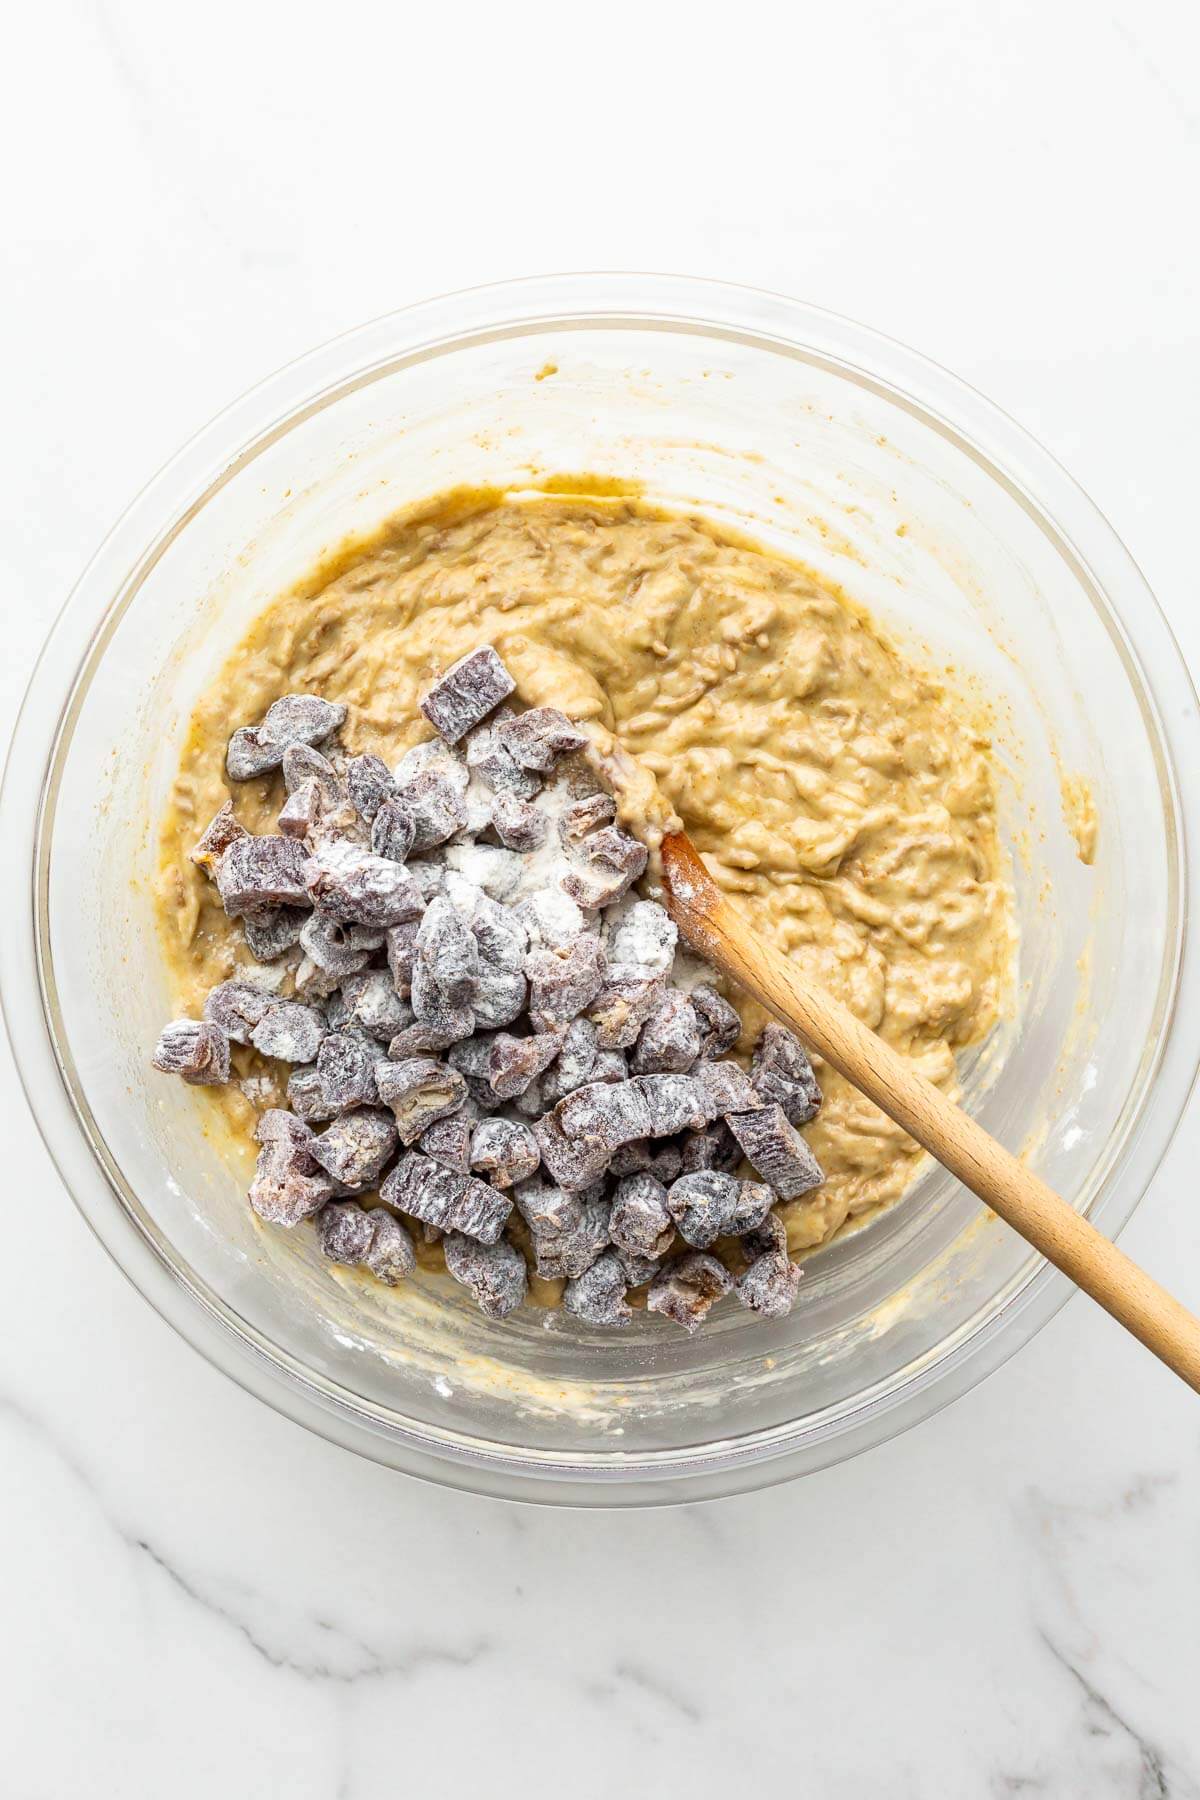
[154, 495, 1014, 1326]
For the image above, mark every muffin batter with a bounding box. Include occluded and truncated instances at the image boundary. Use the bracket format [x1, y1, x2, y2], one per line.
[157, 495, 1013, 1258]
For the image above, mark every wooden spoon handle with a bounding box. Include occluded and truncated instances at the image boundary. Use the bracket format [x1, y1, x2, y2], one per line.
[662, 833, 1200, 1393]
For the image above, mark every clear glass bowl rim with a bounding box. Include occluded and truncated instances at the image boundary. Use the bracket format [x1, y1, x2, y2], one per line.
[4, 272, 1199, 1507]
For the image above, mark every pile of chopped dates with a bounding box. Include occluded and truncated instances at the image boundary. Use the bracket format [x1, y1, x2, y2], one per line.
[153, 646, 826, 1332]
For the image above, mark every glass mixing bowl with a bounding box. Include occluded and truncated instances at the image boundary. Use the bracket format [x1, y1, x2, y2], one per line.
[4, 275, 1199, 1506]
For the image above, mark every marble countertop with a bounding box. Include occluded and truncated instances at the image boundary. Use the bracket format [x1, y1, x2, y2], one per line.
[4, 0, 1199, 1791]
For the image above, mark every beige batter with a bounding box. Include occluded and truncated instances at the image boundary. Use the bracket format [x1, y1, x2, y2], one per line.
[157, 494, 1013, 1269]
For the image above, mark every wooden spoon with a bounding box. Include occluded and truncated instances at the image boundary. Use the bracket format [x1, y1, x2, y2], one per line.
[660, 830, 1200, 1392]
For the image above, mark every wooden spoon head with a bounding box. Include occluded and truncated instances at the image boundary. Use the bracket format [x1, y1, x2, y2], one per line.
[660, 832, 724, 951]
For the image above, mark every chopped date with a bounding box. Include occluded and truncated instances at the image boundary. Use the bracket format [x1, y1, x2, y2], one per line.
[562, 825, 647, 909]
[254, 1108, 316, 1148]
[614, 1244, 664, 1288]
[464, 710, 542, 798]
[533, 1109, 613, 1192]
[375, 1056, 467, 1144]
[443, 1231, 527, 1318]
[728, 1180, 776, 1235]
[647, 1253, 733, 1333]
[282, 743, 342, 806]
[695, 1059, 761, 1120]
[303, 840, 424, 928]
[471, 904, 529, 1028]
[385, 918, 422, 995]
[321, 988, 354, 1035]
[152, 1019, 231, 1086]
[310, 1108, 398, 1189]
[750, 1023, 822, 1125]
[316, 1200, 376, 1264]
[446, 1034, 504, 1110]
[287, 1065, 339, 1122]
[337, 970, 413, 1043]
[469, 1116, 540, 1188]
[526, 935, 606, 1028]
[678, 1120, 742, 1174]
[591, 1047, 629, 1085]
[665, 1170, 739, 1249]
[190, 801, 248, 874]
[350, 923, 389, 951]
[242, 906, 308, 962]
[616, 1138, 661, 1180]
[557, 791, 616, 848]
[217, 835, 310, 917]
[737, 1251, 803, 1319]
[294, 954, 344, 1001]
[633, 1072, 709, 1137]
[364, 1209, 417, 1284]
[513, 1175, 583, 1237]
[740, 1210, 788, 1261]
[691, 984, 742, 1059]
[538, 1016, 598, 1103]
[396, 769, 468, 851]
[490, 791, 548, 852]
[630, 989, 702, 1074]
[226, 693, 347, 780]
[371, 797, 417, 864]
[587, 973, 665, 1050]
[410, 962, 477, 1045]
[249, 1110, 333, 1225]
[305, 796, 368, 853]
[557, 1079, 651, 1150]
[315, 1030, 380, 1113]
[512, 1074, 547, 1119]
[530, 1196, 612, 1281]
[376, 1147, 436, 1210]
[389, 1012, 474, 1054]
[277, 778, 324, 840]
[646, 1140, 685, 1185]
[249, 1153, 333, 1228]
[418, 1109, 476, 1173]
[609, 1138, 684, 1185]
[380, 1152, 511, 1244]
[256, 692, 346, 752]
[420, 646, 516, 744]
[487, 1029, 562, 1100]
[562, 1252, 631, 1328]
[498, 706, 587, 771]
[726, 1104, 824, 1200]
[250, 1000, 326, 1064]
[203, 979, 276, 1045]
[471, 894, 528, 972]
[345, 753, 397, 824]
[394, 738, 470, 793]
[415, 895, 479, 1006]
[406, 861, 448, 903]
[472, 964, 527, 1031]
[609, 1172, 675, 1259]
[575, 1174, 615, 1205]
[316, 1201, 416, 1285]
[561, 860, 639, 911]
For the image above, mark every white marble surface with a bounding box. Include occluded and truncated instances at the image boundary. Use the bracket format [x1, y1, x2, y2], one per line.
[4, 0, 1200, 1792]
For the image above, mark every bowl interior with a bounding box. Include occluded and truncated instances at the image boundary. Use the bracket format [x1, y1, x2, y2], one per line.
[39, 308, 1179, 1475]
